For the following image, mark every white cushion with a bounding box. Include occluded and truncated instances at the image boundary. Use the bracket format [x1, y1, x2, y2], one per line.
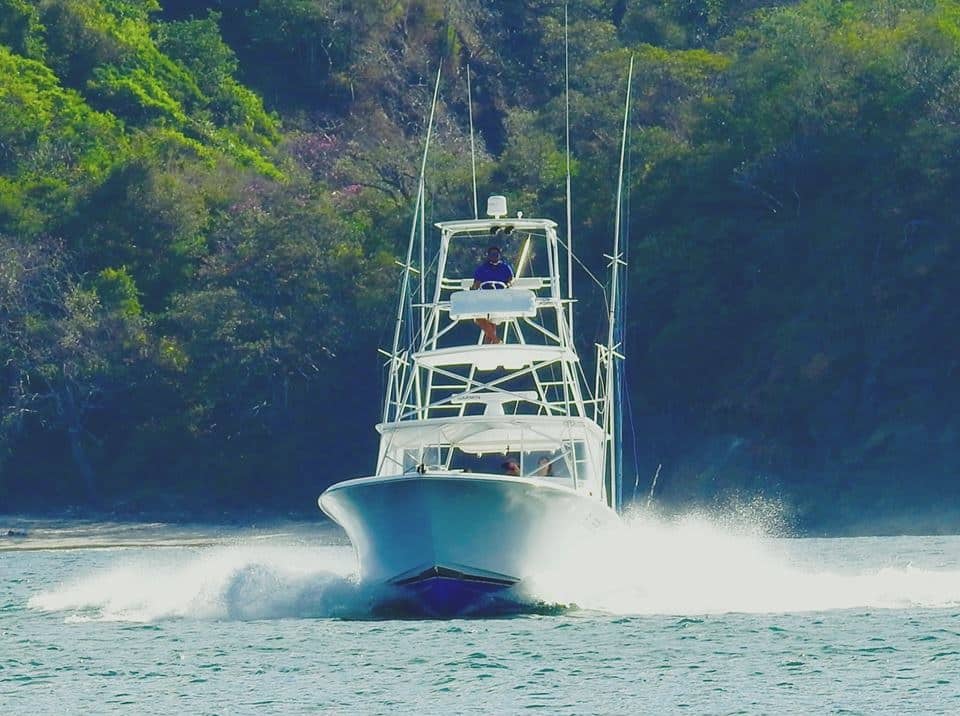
[449, 288, 537, 320]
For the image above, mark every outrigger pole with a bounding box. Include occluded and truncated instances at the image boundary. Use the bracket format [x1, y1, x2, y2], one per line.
[467, 64, 479, 220]
[603, 55, 634, 512]
[383, 63, 443, 424]
[564, 3, 574, 338]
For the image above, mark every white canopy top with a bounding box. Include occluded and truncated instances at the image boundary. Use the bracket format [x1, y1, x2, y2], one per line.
[434, 218, 558, 233]
[377, 414, 603, 453]
[413, 344, 578, 371]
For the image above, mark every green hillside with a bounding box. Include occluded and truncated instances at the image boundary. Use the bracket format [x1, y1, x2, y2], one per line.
[2, 0, 958, 530]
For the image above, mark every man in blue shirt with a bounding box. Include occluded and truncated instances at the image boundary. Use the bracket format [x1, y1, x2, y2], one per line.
[471, 245, 513, 344]
[472, 245, 514, 289]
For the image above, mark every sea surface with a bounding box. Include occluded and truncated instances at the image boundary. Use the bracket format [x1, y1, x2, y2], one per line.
[2, 511, 960, 715]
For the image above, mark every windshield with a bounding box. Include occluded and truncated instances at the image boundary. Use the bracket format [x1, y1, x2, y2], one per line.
[443, 227, 551, 285]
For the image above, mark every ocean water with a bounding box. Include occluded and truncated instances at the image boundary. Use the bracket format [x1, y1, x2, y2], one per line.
[2, 512, 960, 715]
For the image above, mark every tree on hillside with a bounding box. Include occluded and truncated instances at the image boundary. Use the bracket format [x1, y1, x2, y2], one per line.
[0, 237, 151, 500]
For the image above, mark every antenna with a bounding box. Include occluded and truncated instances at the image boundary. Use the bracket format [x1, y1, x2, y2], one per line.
[467, 64, 479, 220]
[515, 236, 533, 278]
[603, 55, 634, 512]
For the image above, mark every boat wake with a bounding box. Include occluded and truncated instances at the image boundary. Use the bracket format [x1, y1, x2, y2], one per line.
[27, 510, 960, 622]
[28, 544, 375, 622]
[26, 549, 563, 623]
[528, 503, 960, 615]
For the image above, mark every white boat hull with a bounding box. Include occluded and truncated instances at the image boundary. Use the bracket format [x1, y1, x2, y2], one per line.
[319, 473, 618, 616]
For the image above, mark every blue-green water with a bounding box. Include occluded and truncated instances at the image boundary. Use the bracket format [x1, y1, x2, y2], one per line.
[2, 515, 960, 714]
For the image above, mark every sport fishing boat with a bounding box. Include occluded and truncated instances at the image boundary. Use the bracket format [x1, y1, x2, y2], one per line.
[319, 194, 627, 617]
[319, 63, 634, 617]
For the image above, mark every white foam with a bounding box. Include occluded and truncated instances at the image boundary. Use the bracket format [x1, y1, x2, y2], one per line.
[28, 544, 366, 622]
[27, 513, 960, 621]
[526, 508, 960, 615]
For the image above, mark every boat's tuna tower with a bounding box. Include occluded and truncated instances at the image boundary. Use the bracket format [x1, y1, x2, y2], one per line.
[376, 205, 616, 508]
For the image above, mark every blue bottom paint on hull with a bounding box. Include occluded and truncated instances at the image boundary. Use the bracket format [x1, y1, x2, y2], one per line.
[403, 575, 514, 617]
[371, 566, 527, 618]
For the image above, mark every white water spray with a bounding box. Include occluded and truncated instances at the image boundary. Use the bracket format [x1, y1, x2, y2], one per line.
[27, 513, 960, 622]
[28, 544, 370, 622]
[528, 505, 960, 615]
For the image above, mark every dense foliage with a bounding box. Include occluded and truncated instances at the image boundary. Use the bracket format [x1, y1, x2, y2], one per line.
[1, 0, 958, 529]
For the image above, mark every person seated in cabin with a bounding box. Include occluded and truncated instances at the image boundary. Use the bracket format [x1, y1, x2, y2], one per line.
[501, 458, 521, 477]
[534, 456, 554, 477]
[471, 244, 514, 344]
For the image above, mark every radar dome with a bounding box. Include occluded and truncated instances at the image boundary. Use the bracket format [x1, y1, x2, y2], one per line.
[486, 195, 507, 219]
